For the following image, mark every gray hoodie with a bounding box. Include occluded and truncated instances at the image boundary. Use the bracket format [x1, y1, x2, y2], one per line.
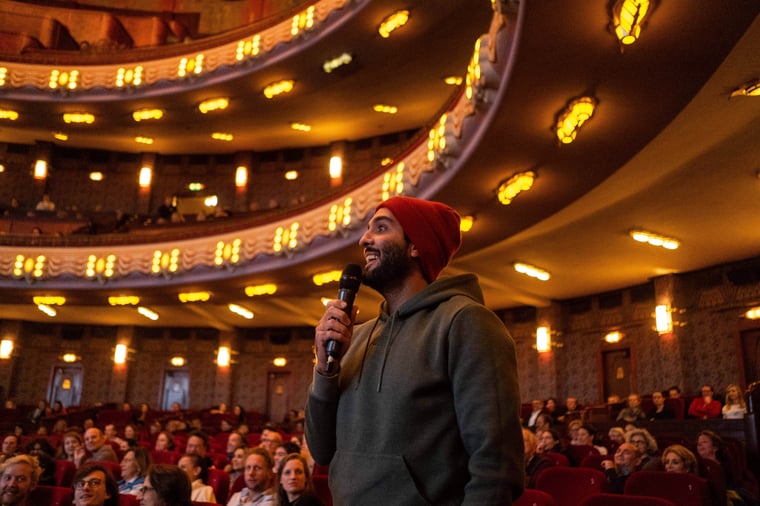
[306, 274, 524, 505]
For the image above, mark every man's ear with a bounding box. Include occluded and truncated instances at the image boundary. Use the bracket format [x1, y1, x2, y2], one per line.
[408, 242, 420, 258]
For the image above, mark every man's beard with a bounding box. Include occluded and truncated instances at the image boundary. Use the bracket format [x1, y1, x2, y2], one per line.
[362, 240, 415, 294]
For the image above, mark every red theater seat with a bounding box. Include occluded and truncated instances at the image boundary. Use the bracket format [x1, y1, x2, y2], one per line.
[29, 485, 73, 506]
[535, 467, 608, 506]
[579, 493, 676, 506]
[54, 459, 76, 487]
[624, 470, 711, 506]
[515, 488, 558, 506]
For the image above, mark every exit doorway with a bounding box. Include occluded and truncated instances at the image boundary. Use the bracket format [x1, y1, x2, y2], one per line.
[161, 370, 190, 410]
[602, 348, 632, 401]
[48, 366, 83, 408]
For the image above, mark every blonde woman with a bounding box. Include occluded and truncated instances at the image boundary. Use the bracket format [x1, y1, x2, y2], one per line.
[661, 444, 697, 474]
[722, 384, 747, 419]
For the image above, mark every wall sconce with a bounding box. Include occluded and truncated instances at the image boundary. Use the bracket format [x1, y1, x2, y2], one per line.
[555, 96, 597, 144]
[536, 326, 551, 353]
[497, 171, 536, 205]
[0, 339, 14, 359]
[113, 344, 127, 364]
[655, 304, 672, 334]
[61, 353, 80, 363]
[605, 331, 623, 343]
[170, 356, 186, 367]
[235, 166, 248, 188]
[138, 167, 152, 188]
[33, 160, 48, 180]
[745, 307, 760, 319]
[612, 0, 651, 47]
[217, 346, 231, 367]
[273, 357, 287, 367]
[730, 79, 760, 98]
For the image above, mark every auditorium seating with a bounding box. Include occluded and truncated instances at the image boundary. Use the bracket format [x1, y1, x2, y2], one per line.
[28, 485, 73, 505]
[542, 451, 571, 468]
[207, 468, 230, 505]
[515, 488, 558, 506]
[624, 471, 711, 506]
[54, 459, 76, 487]
[565, 445, 600, 466]
[313, 474, 333, 506]
[578, 493, 676, 506]
[90, 460, 122, 480]
[151, 449, 181, 464]
[230, 474, 245, 496]
[119, 494, 139, 506]
[535, 467, 608, 506]
[579, 454, 612, 469]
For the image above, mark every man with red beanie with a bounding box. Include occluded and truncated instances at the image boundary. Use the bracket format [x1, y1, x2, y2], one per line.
[306, 196, 524, 505]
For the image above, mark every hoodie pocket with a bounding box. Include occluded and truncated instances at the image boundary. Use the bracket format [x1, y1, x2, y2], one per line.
[330, 450, 431, 506]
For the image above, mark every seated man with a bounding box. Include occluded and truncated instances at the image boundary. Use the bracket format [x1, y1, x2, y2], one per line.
[524, 399, 546, 429]
[185, 430, 214, 470]
[258, 427, 282, 458]
[75, 428, 118, 467]
[616, 394, 646, 423]
[227, 448, 275, 506]
[0, 454, 39, 506]
[72, 463, 119, 506]
[0, 435, 19, 464]
[601, 443, 642, 493]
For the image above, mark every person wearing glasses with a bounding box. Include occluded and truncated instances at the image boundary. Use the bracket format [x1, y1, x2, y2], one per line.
[72, 464, 119, 506]
[137, 464, 192, 506]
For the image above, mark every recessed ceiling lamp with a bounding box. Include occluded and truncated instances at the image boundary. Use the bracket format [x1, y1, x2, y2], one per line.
[137, 306, 159, 321]
[497, 170, 536, 205]
[211, 132, 233, 141]
[178, 291, 210, 303]
[629, 229, 679, 250]
[228, 304, 253, 319]
[513, 262, 550, 281]
[291, 123, 311, 132]
[132, 109, 164, 122]
[378, 9, 409, 38]
[555, 96, 596, 144]
[63, 113, 94, 124]
[373, 104, 398, 114]
[198, 97, 229, 114]
[612, 0, 651, 46]
[108, 296, 140, 306]
[263, 80, 294, 99]
[0, 109, 18, 121]
[730, 79, 760, 98]
[53, 132, 68, 141]
[323, 53, 352, 73]
[135, 137, 154, 145]
[245, 284, 277, 297]
[33, 296, 65, 306]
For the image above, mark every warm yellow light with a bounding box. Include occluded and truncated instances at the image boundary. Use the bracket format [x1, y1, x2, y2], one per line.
[285, 170, 299, 180]
[731, 80, 760, 98]
[114, 344, 127, 364]
[116, 66, 144, 87]
[32, 296, 65, 306]
[443, 76, 463, 86]
[605, 331, 623, 343]
[629, 229, 679, 250]
[228, 304, 253, 320]
[49, 69, 79, 90]
[655, 304, 672, 334]
[178, 291, 210, 303]
[613, 0, 650, 46]
[0, 164, 4, 173]
[89, 172, 103, 181]
[536, 326, 551, 353]
[263, 80, 295, 99]
[460, 216, 474, 232]
[108, 296, 140, 306]
[323, 53, 352, 73]
[514, 262, 550, 281]
[135, 136, 154, 145]
[53, 132, 68, 141]
[313, 270, 342, 286]
[137, 306, 159, 321]
[132, 109, 163, 122]
[198, 97, 229, 114]
[378, 9, 410, 38]
[290, 122, 312, 132]
[188, 182, 204, 192]
[273, 357, 287, 367]
[211, 132, 233, 141]
[0, 340, 13, 359]
[555, 97, 596, 144]
[63, 113, 94, 124]
[37, 304, 56, 317]
[217, 346, 231, 367]
[746, 307, 760, 320]
[373, 104, 398, 114]
[204, 195, 218, 207]
[245, 284, 278, 297]
[497, 170, 535, 205]
[62, 353, 78, 363]
[235, 166, 248, 187]
[329, 156, 342, 179]
[0, 109, 18, 121]
[138, 167, 152, 188]
[178, 54, 204, 77]
[170, 356, 186, 367]
[33, 160, 48, 180]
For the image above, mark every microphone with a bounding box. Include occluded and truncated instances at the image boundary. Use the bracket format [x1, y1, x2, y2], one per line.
[325, 264, 362, 373]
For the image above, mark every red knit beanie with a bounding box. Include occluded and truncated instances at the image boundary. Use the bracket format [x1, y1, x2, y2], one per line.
[376, 196, 462, 282]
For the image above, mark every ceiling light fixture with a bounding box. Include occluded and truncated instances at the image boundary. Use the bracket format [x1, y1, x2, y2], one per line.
[188, 182, 205, 191]
[245, 284, 278, 297]
[137, 306, 159, 321]
[211, 132, 233, 141]
[263, 80, 294, 99]
[178, 291, 210, 303]
[32, 296, 65, 306]
[290, 123, 312, 132]
[443, 76, 463, 86]
[89, 172, 103, 181]
[0, 109, 18, 121]
[53, 132, 68, 141]
[284, 170, 299, 180]
[198, 97, 229, 114]
[313, 270, 342, 286]
[612, 0, 651, 46]
[135, 136, 154, 145]
[555, 96, 597, 144]
[170, 356, 185, 367]
[497, 170, 536, 205]
[323, 53, 352, 73]
[730, 79, 760, 98]
[132, 109, 164, 122]
[378, 9, 410, 38]
[629, 229, 679, 250]
[373, 104, 398, 114]
[514, 262, 551, 281]
[460, 216, 474, 232]
[61, 353, 80, 363]
[63, 113, 94, 124]
[108, 296, 140, 306]
[228, 304, 253, 319]
[37, 304, 56, 317]
[273, 357, 287, 367]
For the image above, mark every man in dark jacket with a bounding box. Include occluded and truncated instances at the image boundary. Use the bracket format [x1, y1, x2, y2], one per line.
[306, 196, 524, 505]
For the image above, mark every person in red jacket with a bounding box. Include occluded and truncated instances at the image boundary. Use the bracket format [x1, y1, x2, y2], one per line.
[687, 385, 722, 419]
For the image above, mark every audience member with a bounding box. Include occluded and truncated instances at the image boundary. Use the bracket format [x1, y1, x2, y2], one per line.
[607, 427, 626, 451]
[50, 400, 66, 416]
[688, 385, 722, 419]
[534, 413, 553, 434]
[626, 428, 660, 470]
[232, 405, 247, 425]
[556, 397, 583, 423]
[535, 429, 565, 456]
[226, 432, 246, 461]
[122, 424, 138, 448]
[0, 435, 19, 464]
[668, 386, 682, 399]
[616, 394, 647, 423]
[227, 447, 249, 491]
[573, 425, 607, 455]
[138, 463, 192, 506]
[259, 428, 283, 458]
[56, 431, 83, 463]
[661, 445, 697, 474]
[118, 448, 150, 495]
[226, 448, 275, 506]
[524, 399, 546, 429]
[156, 196, 178, 223]
[647, 390, 675, 420]
[75, 428, 118, 467]
[178, 453, 215, 503]
[722, 384, 747, 419]
[23, 438, 55, 486]
[696, 430, 738, 488]
[567, 419, 583, 445]
[103, 424, 127, 452]
[154, 431, 175, 452]
[27, 401, 48, 425]
[35, 194, 55, 212]
[522, 429, 553, 489]
[185, 431, 213, 469]
[276, 453, 322, 506]
[0, 454, 39, 506]
[601, 443, 642, 493]
[72, 463, 119, 506]
[543, 397, 560, 421]
[273, 443, 301, 474]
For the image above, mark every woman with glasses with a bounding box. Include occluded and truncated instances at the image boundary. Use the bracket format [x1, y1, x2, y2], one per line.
[72, 463, 119, 506]
[626, 428, 660, 470]
[137, 464, 192, 506]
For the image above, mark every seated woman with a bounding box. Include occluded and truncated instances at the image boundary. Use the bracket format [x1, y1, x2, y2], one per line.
[277, 453, 322, 506]
[227, 446, 249, 490]
[722, 384, 747, 419]
[535, 428, 566, 456]
[154, 430, 175, 452]
[56, 431, 83, 463]
[522, 428, 554, 489]
[607, 427, 626, 453]
[661, 444, 698, 474]
[573, 424, 608, 455]
[138, 463, 192, 506]
[118, 447, 151, 495]
[626, 428, 660, 470]
[177, 453, 216, 503]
